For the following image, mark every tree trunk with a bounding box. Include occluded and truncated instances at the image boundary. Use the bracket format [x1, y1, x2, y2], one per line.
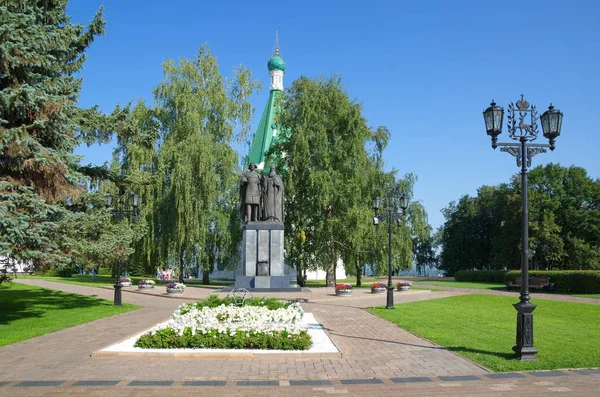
[355, 259, 362, 287]
[325, 261, 336, 287]
[202, 270, 210, 285]
[297, 269, 307, 287]
[178, 249, 184, 283]
[325, 270, 334, 287]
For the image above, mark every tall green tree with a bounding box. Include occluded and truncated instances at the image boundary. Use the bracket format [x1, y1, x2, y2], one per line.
[0, 1, 110, 270]
[268, 76, 375, 286]
[129, 46, 259, 283]
[269, 76, 429, 286]
[527, 164, 600, 269]
[439, 164, 600, 274]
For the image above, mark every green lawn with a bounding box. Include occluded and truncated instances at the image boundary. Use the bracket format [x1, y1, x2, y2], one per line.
[573, 294, 600, 299]
[0, 283, 139, 346]
[22, 274, 233, 288]
[412, 280, 507, 290]
[368, 294, 600, 372]
[305, 277, 399, 288]
[25, 274, 130, 287]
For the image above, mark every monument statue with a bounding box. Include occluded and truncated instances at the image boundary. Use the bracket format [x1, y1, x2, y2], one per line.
[241, 163, 262, 222]
[235, 163, 292, 290]
[262, 166, 284, 223]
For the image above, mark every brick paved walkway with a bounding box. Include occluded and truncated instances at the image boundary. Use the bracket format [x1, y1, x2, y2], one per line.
[1, 279, 599, 396]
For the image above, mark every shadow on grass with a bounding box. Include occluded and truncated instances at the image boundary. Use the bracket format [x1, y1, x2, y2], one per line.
[0, 287, 111, 326]
[448, 346, 515, 361]
[324, 328, 515, 362]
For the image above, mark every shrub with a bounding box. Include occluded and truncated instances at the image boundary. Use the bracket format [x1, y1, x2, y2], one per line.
[454, 270, 508, 283]
[504, 270, 600, 294]
[98, 268, 111, 276]
[188, 295, 291, 311]
[135, 327, 311, 350]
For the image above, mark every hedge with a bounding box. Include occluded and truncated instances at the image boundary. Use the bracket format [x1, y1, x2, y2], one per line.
[135, 327, 311, 350]
[454, 270, 508, 283]
[504, 270, 600, 294]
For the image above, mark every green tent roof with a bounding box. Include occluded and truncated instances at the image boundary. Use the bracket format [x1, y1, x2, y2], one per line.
[247, 89, 281, 167]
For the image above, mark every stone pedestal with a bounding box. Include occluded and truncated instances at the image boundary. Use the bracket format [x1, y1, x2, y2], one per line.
[234, 222, 295, 290]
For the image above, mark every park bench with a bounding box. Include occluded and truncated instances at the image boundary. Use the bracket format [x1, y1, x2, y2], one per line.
[507, 277, 554, 291]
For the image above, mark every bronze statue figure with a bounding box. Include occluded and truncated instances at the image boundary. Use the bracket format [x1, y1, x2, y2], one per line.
[262, 165, 284, 223]
[241, 163, 262, 222]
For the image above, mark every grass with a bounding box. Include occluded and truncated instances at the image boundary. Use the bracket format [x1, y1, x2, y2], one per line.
[0, 283, 139, 346]
[25, 274, 129, 287]
[368, 294, 600, 372]
[22, 274, 234, 288]
[304, 277, 382, 288]
[412, 280, 507, 290]
[573, 294, 600, 299]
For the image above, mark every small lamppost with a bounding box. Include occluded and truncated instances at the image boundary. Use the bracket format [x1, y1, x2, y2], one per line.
[373, 192, 409, 309]
[483, 94, 563, 360]
[105, 187, 141, 306]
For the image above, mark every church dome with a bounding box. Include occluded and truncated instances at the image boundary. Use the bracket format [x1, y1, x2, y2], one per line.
[267, 51, 286, 72]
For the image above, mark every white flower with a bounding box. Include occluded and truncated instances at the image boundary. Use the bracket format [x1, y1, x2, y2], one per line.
[137, 302, 307, 341]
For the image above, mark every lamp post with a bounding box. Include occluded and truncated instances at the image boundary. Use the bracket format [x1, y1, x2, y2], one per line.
[483, 94, 563, 361]
[105, 187, 140, 306]
[373, 192, 409, 309]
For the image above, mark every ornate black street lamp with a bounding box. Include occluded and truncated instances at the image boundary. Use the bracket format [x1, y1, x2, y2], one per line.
[105, 187, 140, 306]
[483, 94, 563, 361]
[373, 192, 409, 309]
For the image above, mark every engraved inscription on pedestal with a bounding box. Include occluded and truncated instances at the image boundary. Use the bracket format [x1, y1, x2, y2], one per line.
[236, 223, 290, 289]
[256, 262, 269, 276]
[244, 229, 257, 276]
[270, 230, 283, 276]
[257, 230, 269, 264]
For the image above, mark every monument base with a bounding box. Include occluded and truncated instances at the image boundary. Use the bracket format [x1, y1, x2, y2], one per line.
[233, 275, 293, 289]
[235, 223, 298, 291]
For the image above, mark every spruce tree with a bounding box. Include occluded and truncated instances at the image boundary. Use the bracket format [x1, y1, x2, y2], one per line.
[0, 1, 105, 269]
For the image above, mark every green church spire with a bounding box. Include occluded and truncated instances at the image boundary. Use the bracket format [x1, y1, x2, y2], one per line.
[247, 40, 286, 169]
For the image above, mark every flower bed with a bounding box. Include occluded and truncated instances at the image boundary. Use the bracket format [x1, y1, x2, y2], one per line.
[166, 282, 185, 293]
[371, 282, 387, 294]
[335, 283, 352, 296]
[134, 297, 311, 350]
[396, 280, 412, 291]
[119, 277, 132, 287]
[138, 279, 156, 289]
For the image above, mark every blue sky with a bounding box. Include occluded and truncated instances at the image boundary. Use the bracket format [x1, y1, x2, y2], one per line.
[68, 0, 600, 231]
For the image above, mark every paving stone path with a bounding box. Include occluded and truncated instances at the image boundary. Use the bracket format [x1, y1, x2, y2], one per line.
[1, 279, 598, 396]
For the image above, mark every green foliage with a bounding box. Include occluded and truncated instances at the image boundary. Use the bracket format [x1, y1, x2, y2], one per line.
[454, 270, 508, 283]
[0, 182, 67, 270]
[270, 76, 429, 286]
[134, 327, 311, 350]
[370, 294, 600, 372]
[59, 191, 148, 275]
[122, 46, 259, 281]
[439, 164, 600, 275]
[0, 1, 141, 272]
[504, 270, 600, 294]
[178, 294, 290, 313]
